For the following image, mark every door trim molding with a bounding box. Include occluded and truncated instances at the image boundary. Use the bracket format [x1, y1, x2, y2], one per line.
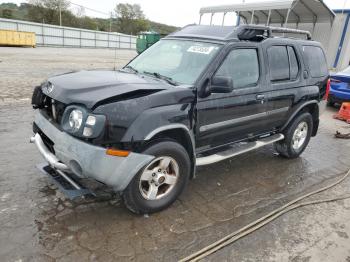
[199, 107, 289, 132]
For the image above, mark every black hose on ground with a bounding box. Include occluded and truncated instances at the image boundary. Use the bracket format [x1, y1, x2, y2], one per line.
[180, 168, 350, 262]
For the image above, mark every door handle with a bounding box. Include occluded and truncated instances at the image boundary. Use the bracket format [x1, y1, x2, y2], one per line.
[303, 70, 309, 79]
[256, 94, 265, 101]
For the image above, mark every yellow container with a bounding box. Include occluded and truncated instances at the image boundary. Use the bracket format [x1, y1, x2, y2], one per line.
[0, 30, 36, 47]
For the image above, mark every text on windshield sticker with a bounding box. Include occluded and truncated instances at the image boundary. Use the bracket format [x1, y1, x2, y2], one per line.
[187, 46, 215, 54]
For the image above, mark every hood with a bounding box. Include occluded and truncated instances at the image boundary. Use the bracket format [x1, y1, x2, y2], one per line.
[43, 70, 171, 108]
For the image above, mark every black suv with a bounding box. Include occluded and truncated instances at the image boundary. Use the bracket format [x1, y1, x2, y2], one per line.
[31, 25, 329, 214]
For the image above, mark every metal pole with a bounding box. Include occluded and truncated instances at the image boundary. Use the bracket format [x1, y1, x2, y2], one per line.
[199, 14, 202, 25]
[59, 3, 62, 26]
[266, 9, 271, 26]
[250, 10, 255, 24]
[284, 8, 291, 28]
[42, 20, 45, 46]
[222, 12, 227, 26]
[109, 12, 112, 32]
[210, 13, 214, 25]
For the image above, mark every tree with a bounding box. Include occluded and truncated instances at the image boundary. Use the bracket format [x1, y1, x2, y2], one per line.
[114, 3, 149, 35]
[1, 9, 13, 19]
[27, 0, 70, 25]
[29, 0, 69, 11]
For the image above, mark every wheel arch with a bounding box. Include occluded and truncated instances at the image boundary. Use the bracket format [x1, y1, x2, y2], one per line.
[281, 100, 319, 137]
[144, 125, 196, 179]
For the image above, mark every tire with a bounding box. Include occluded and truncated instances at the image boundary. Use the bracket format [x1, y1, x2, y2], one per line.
[122, 140, 191, 214]
[274, 112, 313, 159]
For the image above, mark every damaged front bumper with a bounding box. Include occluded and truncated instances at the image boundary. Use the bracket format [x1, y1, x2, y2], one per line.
[31, 111, 154, 193]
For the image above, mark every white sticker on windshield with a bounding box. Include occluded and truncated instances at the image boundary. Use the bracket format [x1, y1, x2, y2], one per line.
[187, 46, 215, 55]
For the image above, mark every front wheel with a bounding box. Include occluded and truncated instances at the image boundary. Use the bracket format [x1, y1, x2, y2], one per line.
[274, 112, 313, 159]
[122, 140, 191, 214]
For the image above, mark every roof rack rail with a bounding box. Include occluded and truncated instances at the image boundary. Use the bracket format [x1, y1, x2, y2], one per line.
[235, 25, 312, 41]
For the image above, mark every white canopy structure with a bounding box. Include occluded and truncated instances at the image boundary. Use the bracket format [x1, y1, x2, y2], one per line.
[198, 1, 350, 73]
[199, 0, 335, 27]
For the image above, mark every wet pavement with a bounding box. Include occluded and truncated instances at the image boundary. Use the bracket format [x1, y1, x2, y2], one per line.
[1, 47, 350, 261]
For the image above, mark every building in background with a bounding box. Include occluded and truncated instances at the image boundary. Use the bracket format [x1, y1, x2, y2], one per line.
[199, 0, 350, 71]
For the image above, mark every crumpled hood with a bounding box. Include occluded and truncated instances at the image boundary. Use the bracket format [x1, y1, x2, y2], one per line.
[43, 70, 170, 108]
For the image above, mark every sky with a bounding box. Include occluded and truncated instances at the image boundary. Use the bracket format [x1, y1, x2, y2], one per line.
[1, 0, 350, 27]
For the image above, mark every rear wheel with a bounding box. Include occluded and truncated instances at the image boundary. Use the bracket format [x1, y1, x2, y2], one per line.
[274, 112, 313, 159]
[122, 140, 191, 214]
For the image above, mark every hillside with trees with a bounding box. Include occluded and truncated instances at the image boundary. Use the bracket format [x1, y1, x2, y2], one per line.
[0, 1, 178, 35]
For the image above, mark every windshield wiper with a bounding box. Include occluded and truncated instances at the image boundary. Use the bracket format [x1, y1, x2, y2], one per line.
[123, 65, 139, 74]
[143, 71, 178, 86]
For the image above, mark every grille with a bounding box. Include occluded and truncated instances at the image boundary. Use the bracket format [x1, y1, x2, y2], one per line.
[42, 97, 66, 125]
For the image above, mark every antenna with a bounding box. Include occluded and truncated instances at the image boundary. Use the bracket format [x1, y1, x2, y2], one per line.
[113, 10, 118, 71]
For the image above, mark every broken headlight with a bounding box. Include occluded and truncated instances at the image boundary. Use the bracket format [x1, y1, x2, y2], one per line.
[69, 109, 83, 131]
[61, 105, 106, 138]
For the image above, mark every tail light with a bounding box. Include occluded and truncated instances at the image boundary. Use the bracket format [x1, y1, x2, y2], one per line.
[324, 78, 330, 100]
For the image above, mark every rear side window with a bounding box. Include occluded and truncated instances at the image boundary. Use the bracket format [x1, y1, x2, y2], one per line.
[302, 46, 328, 77]
[268, 46, 290, 81]
[216, 48, 259, 89]
[288, 46, 299, 80]
[268, 45, 300, 82]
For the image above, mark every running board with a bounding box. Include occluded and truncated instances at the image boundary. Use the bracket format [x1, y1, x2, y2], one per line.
[196, 134, 284, 166]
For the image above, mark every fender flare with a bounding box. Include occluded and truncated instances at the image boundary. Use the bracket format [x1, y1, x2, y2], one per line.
[144, 124, 197, 178]
[144, 123, 196, 156]
[145, 124, 191, 140]
[280, 100, 319, 131]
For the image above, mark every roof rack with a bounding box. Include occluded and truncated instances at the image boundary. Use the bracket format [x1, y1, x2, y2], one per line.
[235, 25, 312, 41]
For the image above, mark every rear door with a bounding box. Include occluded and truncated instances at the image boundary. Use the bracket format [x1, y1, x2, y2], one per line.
[262, 42, 305, 128]
[196, 44, 269, 151]
[302, 45, 330, 98]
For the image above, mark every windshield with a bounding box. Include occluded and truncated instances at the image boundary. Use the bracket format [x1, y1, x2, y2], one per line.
[126, 39, 221, 85]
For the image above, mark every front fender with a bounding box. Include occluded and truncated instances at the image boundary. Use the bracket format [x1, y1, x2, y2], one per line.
[121, 103, 194, 142]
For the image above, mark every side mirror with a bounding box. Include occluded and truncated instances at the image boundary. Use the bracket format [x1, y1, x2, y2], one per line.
[210, 76, 234, 94]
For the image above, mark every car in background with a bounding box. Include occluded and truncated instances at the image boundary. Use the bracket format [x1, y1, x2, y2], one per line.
[328, 66, 350, 106]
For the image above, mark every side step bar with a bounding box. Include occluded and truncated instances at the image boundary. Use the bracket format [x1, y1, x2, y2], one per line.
[196, 134, 284, 166]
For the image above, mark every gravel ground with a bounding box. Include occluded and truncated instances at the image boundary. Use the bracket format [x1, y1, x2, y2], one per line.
[0, 47, 350, 262]
[0, 47, 136, 104]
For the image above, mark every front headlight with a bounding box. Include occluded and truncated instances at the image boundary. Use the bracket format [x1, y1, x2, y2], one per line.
[62, 105, 106, 138]
[68, 109, 83, 131]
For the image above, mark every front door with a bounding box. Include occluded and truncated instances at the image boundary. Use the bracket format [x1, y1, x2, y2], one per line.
[196, 46, 269, 151]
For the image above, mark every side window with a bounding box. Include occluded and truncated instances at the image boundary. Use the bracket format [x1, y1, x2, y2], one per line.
[302, 46, 328, 77]
[267, 46, 290, 81]
[215, 49, 259, 89]
[288, 46, 299, 80]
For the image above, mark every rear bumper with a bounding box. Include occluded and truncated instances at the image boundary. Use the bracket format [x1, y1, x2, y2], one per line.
[31, 111, 154, 191]
[329, 88, 350, 103]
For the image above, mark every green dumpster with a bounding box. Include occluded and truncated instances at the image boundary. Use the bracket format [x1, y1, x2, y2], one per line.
[136, 31, 161, 54]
